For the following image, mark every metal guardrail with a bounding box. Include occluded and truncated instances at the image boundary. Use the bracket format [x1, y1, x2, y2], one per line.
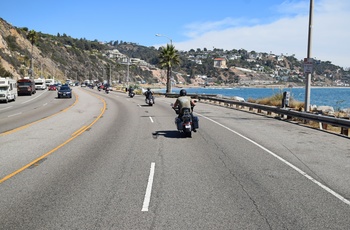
[160, 93, 350, 137]
[198, 96, 350, 136]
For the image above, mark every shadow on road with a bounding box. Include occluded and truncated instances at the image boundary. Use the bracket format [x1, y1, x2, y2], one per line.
[140, 105, 153, 107]
[152, 130, 182, 139]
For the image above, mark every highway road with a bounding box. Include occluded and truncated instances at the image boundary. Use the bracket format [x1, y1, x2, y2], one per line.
[1, 87, 350, 229]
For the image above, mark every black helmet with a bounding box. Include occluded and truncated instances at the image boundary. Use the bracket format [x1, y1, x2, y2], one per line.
[147, 88, 151, 91]
[179, 89, 187, 96]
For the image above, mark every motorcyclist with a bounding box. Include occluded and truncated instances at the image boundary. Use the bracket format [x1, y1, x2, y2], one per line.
[128, 86, 134, 96]
[104, 83, 110, 93]
[172, 89, 196, 117]
[173, 89, 196, 131]
[144, 87, 155, 104]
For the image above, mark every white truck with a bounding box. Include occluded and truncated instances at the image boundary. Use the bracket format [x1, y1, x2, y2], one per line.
[0, 77, 17, 103]
[34, 78, 47, 90]
[45, 78, 55, 87]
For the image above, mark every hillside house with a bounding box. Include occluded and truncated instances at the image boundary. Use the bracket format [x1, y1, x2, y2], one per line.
[249, 53, 263, 60]
[277, 55, 284, 62]
[213, 57, 227, 69]
[228, 55, 240, 60]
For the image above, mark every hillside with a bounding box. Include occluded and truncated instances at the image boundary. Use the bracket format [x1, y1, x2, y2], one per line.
[0, 17, 349, 87]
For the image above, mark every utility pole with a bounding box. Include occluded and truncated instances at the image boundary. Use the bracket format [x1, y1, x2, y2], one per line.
[40, 62, 43, 78]
[127, 57, 130, 87]
[109, 63, 112, 85]
[304, 0, 314, 112]
[29, 58, 34, 79]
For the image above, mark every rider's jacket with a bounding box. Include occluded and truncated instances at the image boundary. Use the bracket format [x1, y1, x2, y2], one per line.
[175, 96, 192, 113]
[145, 90, 152, 98]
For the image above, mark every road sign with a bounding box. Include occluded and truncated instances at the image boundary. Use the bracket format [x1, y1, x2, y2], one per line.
[303, 58, 313, 74]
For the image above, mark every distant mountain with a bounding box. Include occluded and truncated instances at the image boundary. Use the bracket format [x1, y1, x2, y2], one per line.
[0, 17, 348, 87]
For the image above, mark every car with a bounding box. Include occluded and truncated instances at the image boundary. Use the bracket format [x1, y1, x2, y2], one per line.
[57, 85, 72, 98]
[48, 85, 57, 91]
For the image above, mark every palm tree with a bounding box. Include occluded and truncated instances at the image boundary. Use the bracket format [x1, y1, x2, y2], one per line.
[27, 30, 38, 78]
[158, 44, 180, 93]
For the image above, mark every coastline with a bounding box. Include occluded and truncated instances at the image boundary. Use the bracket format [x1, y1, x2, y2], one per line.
[145, 85, 350, 110]
[140, 83, 350, 90]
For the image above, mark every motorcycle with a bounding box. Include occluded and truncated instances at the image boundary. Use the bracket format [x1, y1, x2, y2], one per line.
[129, 90, 135, 98]
[172, 104, 199, 138]
[105, 88, 110, 94]
[145, 94, 154, 106]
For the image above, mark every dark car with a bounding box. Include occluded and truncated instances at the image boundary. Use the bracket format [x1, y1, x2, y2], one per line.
[48, 85, 57, 91]
[57, 85, 72, 98]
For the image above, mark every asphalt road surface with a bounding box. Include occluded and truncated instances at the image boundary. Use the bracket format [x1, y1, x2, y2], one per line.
[1, 87, 350, 229]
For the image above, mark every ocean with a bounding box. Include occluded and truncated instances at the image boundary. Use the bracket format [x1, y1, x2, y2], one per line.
[158, 87, 350, 110]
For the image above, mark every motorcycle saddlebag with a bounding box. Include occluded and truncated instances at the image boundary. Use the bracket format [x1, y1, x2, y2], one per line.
[192, 116, 199, 129]
[175, 118, 183, 130]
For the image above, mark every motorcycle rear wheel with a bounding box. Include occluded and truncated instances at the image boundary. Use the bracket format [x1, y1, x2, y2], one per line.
[184, 131, 192, 138]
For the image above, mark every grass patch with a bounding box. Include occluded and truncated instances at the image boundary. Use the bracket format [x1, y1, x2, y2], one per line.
[247, 92, 304, 110]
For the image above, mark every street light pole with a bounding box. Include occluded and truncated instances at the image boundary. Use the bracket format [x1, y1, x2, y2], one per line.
[304, 0, 314, 112]
[155, 34, 172, 45]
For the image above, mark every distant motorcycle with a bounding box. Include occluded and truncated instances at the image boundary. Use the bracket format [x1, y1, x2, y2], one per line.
[172, 104, 199, 138]
[145, 94, 154, 106]
[129, 89, 135, 98]
[145, 92, 154, 106]
[105, 88, 110, 94]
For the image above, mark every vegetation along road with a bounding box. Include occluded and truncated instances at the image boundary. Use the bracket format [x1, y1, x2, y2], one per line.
[0, 87, 350, 229]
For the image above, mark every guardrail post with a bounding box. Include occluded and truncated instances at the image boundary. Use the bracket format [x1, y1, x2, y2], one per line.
[340, 117, 349, 136]
[319, 122, 327, 130]
[341, 127, 349, 136]
[318, 113, 327, 130]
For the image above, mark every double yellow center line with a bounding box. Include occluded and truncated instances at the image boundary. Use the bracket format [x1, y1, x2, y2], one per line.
[0, 93, 106, 184]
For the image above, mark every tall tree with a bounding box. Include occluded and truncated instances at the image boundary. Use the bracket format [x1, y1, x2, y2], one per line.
[26, 30, 38, 78]
[158, 44, 180, 93]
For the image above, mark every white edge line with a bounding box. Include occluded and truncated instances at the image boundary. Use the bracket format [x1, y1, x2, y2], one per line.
[0, 106, 13, 111]
[197, 112, 350, 206]
[8, 112, 22, 118]
[21, 91, 45, 104]
[142, 162, 155, 211]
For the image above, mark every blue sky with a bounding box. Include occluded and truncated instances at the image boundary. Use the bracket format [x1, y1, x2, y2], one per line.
[1, 0, 349, 68]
